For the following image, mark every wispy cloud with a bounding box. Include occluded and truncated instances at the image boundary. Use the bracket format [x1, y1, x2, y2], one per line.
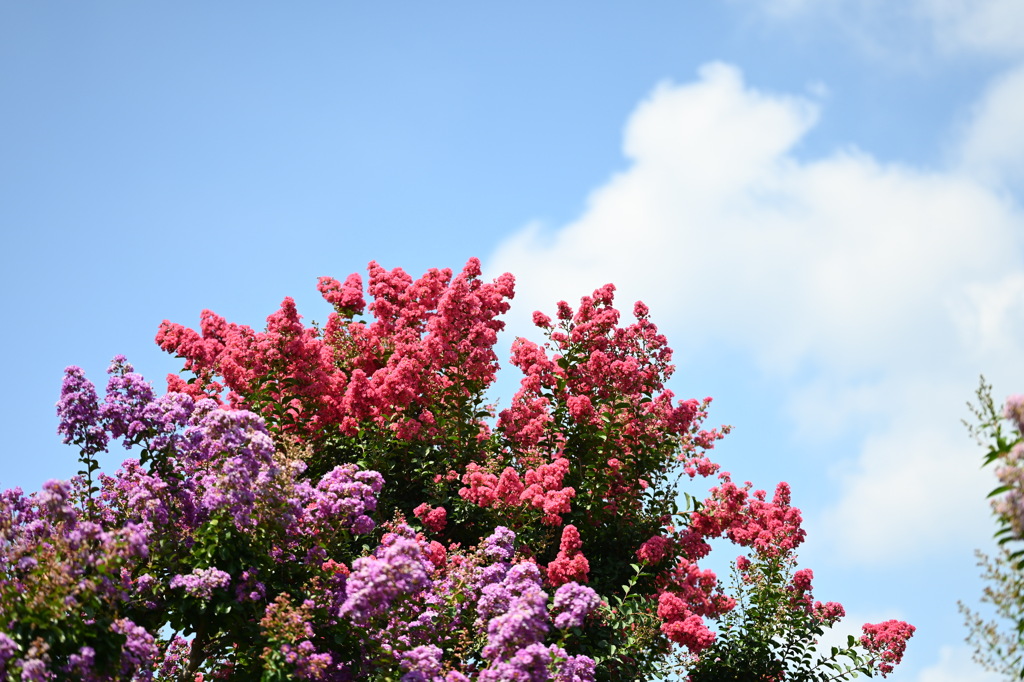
[728, 0, 1024, 66]
[957, 63, 1024, 188]
[916, 0, 1024, 57]
[915, 645, 1004, 682]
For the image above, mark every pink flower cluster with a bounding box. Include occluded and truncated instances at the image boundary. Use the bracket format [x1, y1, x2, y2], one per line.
[156, 258, 515, 442]
[689, 476, 805, 558]
[414, 503, 448, 533]
[657, 557, 736, 652]
[459, 458, 576, 526]
[636, 534, 671, 565]
[992, 394, 1024, 539]
[779, 567, 846, 627]
[860, 620, 916, 677]
[501, 287, 698, 458]
[546, 525, 590, 587]
[657, 592, 717, 653]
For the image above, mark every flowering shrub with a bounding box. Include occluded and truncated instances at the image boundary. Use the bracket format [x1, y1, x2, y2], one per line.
[961, 379, 1024, 678]
[0, 259, 913, 680]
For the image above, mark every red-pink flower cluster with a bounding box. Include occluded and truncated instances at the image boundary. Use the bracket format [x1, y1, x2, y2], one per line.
[860, 620, 916, 677]
[780, 568, 845, 626]
[636, 534, 671, 565]
[413, 503, 448, 533]
[458, 458, 576, 526]
[656, 557, 736, 652]
[547, 525, 590, 587]
[501, 286, 698, 460]
[425, 541, 447, 569]
[156, 258, 514, 442]
[689, 475, 805, 559]
[317, 273, 365, 316]
[645, 475, 810, 644]
[656, 593, 716, 653]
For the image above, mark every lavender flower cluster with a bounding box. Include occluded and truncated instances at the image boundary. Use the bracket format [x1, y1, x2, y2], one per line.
[5, 360, 605, 680]
[169, 567, 231, 599]
[340, 527, 432, 625]
[347, 526, 599, 681]
[300, 463, 384, 536]
[996, 394, 1024, 538]
[5, 360, 400, 679]
[0, 478, 153, 680]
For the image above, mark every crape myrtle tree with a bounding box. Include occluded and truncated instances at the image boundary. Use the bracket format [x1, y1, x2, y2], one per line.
[0, 259, 914, 680]
[961, 380, 1024, 679]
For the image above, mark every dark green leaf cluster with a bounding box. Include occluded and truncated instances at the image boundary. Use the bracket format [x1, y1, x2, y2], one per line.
[688, 555, 873, 682]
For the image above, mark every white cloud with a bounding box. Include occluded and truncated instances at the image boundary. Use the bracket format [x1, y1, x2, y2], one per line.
[733, 0, 1024, 58]
[952, 272, 1024, 366]
[488, 62, 1024, 565]
[916, 645, 1003, 682]
[818, 415, 995, 564]
[916, 0, 1024, 56]
[958, 63, 1024, 188]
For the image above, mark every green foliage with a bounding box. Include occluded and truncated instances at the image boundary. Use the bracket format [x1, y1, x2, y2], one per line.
[687, 555, 873, 682]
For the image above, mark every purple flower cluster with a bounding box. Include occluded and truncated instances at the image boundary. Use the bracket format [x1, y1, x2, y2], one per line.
[235, 567, 267, 602]
[111, 618, 158, 679]
[32, 362, 389, 678]
[1, 479, 150, 605]
[281, 640, 333, 679]
[481, 563, 550, 661]
[302, 463, 384, 536]
[481, 525, 516, 561]
[169, 567, 231, 599]
[65, 645, 97, 679]
[551, 582, 600, 630]
[155, 636, 191, 679]
[479, 642, 559, 682]
[104, 460, 171, 526]
[16, 641, 50, 682]
[140, 391, 195, 451]
[399, 644, 444, 681]
[477, 642, 595, 682]
[90, 398, 283, 535]
[100, 356, 157, 445]
[553, 652, 597, 682]
[340, 527, 432, 625]
[468, 525, 520, 645]
[30, 358, 610, 680]
[189, 409, 278, 528]
[466, 528, 597, 681]
[0, 633, 18, 675]
[56, 366, 108, 455]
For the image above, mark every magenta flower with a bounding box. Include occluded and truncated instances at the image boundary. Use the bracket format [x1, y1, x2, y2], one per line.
[861, 620, 916, 677]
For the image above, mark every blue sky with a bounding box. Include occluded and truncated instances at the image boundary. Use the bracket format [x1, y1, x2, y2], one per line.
[3, 2, 1024, 679]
